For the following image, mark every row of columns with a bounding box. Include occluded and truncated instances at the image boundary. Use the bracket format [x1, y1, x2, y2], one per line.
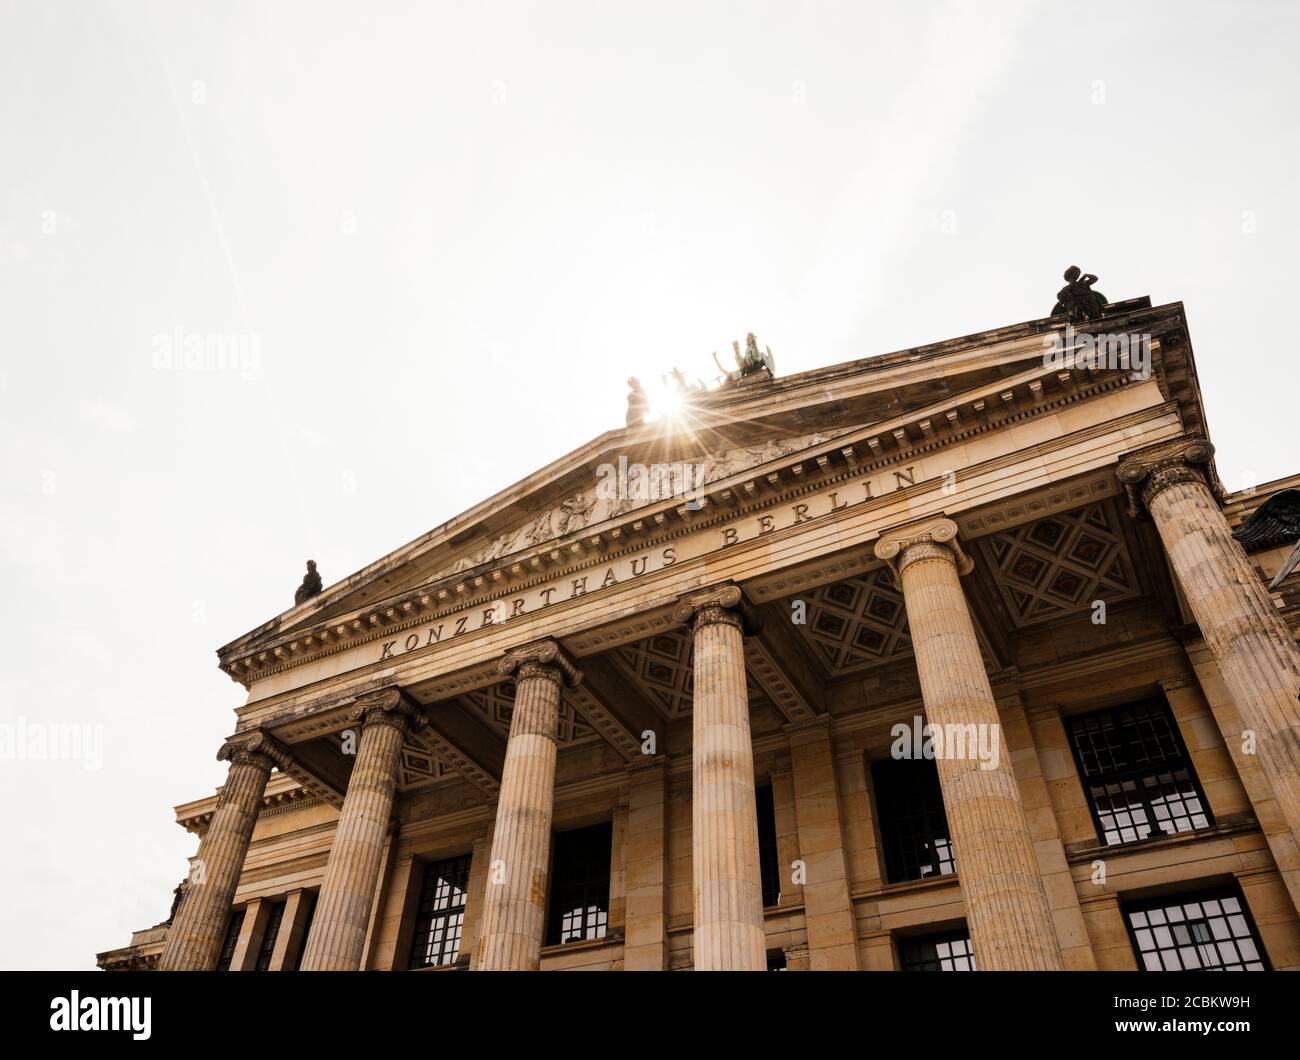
[160, 435, 1300, 972]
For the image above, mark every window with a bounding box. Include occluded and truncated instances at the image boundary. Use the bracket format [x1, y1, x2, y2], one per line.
[756, 783, 781, 907]
[546, 822, 612, 946]
[766, 950, 787, 971]
[899, 928, 976, 971]
[871, 757, 955, 883]
[288, 892, 316, 972]
[253, 900, 286, 971]
[215, 909, 245, 972]
[1066, 700, 1211, 846]
[409, 855, 471, 968]
[1124, 889, 1268, 971]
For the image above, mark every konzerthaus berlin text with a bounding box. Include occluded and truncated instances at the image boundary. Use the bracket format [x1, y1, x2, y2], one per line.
[99, 286, 1300, 972]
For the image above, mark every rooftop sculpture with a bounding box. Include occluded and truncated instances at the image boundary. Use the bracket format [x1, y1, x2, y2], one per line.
[1233, 488, 1300, 589]
[1051, 266, 1109, 323]
[294, 559, 323, 605]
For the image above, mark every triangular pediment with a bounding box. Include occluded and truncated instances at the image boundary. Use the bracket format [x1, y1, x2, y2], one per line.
[220, 295, 1191, 668]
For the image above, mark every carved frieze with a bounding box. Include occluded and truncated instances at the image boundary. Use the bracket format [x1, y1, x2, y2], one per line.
[439, 430, 849, 580]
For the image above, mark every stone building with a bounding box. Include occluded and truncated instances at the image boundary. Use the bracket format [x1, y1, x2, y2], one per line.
[98, 293, 1300, 972]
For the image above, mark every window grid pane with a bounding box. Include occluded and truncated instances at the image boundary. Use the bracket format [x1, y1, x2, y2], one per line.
[900, 929, 976, 972]
[871, 757, 956, 883]
[409, 854, 471, 968]
[756, 784, 781, 908]
[288, 892, 316, 971]
[546, 822, 612, 947]
[253, 900, 286, 971]
[1124, 889, 1268, 971]
[215, 908, 245, 972]
[1067, 700, 1212, 846]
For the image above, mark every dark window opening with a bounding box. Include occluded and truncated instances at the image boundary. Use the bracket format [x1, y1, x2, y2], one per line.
[215, 908, 245, 972]
[1066, 700, 1212, 846]
[253, 900, 285, 971]
[547, 822, 612, 946]
[766, 949, 787, 971]
[1124, 888, 1268, 971]
[288, 891, 317, 972]
[409, 854, 471, 968]
[756, 783, 781, 908]
[900, 928, 976, 971]
[871, 756, 956, 883]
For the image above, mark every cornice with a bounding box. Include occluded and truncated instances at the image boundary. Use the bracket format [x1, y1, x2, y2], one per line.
[177, 781, 324, 837]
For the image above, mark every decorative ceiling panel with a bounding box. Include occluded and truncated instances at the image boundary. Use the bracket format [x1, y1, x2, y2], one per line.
[398, 730, 459, 789]
[977, 501, 1138, 626]
[612, 628, 773, 719]
[788, 569, 912, 674]
[459, 682, 595, 745]
[615, 630, 695, 718]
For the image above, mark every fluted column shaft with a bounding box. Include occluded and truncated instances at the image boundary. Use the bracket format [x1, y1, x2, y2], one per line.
[299, 690, 416, 971]
[158, 734, 282, 971]
[877, 520, 1064, 971]
[476, 642, 578, 970]
[676, 585, 766, 971]
[1121, 439, 1300, 850]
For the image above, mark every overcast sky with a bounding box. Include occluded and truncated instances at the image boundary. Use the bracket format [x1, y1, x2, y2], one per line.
[2, 0, 1296, 969]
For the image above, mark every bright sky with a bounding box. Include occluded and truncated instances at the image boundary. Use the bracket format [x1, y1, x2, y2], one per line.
[2, 0, 1297, 969]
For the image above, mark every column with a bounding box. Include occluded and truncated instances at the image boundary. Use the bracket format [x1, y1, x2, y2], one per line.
[673, 584, 766, 971]
[299, 687, 421, 971]
[158, 731, 289, 971]
[1119, 437, 1300, 853]
[875, 517, 1064, 970]
[475, 640, 580, 970]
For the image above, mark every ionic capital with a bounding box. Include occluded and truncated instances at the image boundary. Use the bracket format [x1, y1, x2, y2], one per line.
[217, 729, 293, 775]
[672, 583, 760, 635]
[348, 686, 427, 734]
[1117, 437, 1218, 517]
[498, 639, 582, 689]
[874, 516, 973, 579]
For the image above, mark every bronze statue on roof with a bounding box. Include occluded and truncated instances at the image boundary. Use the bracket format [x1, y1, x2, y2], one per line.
[1051, 266, 1109, 323]
[294, 559, 322, 605]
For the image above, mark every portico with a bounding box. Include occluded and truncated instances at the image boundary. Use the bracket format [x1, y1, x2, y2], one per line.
[115, 297, 1300, 974]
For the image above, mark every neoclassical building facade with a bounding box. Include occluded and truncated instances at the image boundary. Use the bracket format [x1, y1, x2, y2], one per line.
[99, 294, 1300, 972]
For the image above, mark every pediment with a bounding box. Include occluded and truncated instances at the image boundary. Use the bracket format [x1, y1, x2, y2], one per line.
[220, 296, 1194, 670]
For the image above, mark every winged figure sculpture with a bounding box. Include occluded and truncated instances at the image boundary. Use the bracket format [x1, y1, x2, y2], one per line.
[1232, 488, 1300, 589]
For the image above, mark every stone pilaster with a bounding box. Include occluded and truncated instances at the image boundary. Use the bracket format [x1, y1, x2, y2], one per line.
[158, 731, 289, 971]
[1119, 437, 1300, 858]
[622, 756, 669, 970]
[229, 897, 271, 971]
[785, 716, 859, 970]
[875, 518, 1064, 971]
[267, 888, 314, 971]
[475, 640, 581, 970]
[461, 824, 496, 969]
[673, 584, 766, 971]
[994, 681, 1096, 969]
[299, 688, 422, 971]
